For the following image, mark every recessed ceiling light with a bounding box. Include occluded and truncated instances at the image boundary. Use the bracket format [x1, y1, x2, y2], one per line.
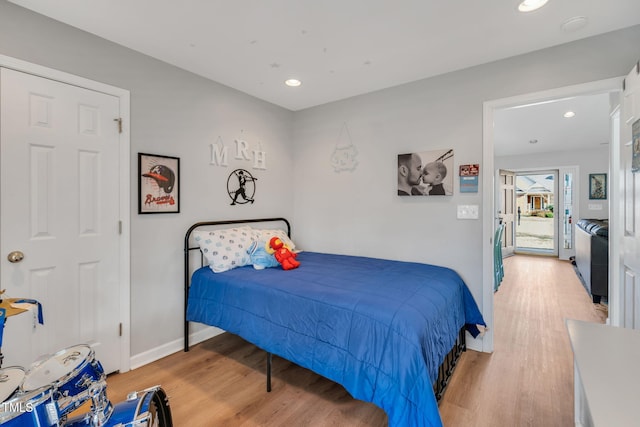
[284, 79, 302, 87]
[561, 16, 588, 33]
[518, 0, 549, 12]
[563, 111, 576, 118]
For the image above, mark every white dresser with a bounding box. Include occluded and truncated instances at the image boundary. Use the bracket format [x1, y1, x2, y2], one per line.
[566, 319, 640, 427]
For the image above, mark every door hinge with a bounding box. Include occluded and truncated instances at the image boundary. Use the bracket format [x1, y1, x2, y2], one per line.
[114, 117, 123, 134]
[119, 220, 122, 235]
[119, 323, 123, 337]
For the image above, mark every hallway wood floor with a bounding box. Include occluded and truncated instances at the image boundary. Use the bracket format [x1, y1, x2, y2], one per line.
[105, 255, 606, 426]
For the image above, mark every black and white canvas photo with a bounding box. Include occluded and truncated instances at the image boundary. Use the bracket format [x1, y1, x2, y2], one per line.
[397, 149, 454, 196]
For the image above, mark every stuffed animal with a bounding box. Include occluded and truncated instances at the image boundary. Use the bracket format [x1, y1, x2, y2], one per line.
[267, 236, 300, 270]
[248, 241, 279, 270]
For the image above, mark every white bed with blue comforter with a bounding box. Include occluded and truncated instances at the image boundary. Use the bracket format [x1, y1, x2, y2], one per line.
[184, 220, 485, 427]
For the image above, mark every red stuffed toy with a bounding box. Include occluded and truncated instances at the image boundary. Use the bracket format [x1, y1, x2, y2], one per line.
[268, 236, 300, 270]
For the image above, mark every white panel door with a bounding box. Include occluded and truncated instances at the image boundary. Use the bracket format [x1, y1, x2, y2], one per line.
[621, 63, 640, 329]
[0, 67, 122, 373]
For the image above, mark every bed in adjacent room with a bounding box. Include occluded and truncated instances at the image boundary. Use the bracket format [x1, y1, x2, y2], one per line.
[183, 218, 485, 427]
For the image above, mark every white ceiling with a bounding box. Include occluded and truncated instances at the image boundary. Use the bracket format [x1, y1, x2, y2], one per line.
[493, 93, 612, 157]
[8, 0, 640, 112]
[8, 0, 638, 156]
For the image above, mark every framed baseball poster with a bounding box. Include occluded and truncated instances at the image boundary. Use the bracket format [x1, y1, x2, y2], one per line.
[138, 153, 180, 214]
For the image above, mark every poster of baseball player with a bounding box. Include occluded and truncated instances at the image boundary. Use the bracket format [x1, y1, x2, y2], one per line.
[138, 153, 180, 213]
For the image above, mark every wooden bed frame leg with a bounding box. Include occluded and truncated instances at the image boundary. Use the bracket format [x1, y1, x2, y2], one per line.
[266, 352, 272, 392]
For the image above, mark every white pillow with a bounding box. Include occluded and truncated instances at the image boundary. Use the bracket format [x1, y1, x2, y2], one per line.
[252, 228, 298, 252]
[193, 226, 255, 273]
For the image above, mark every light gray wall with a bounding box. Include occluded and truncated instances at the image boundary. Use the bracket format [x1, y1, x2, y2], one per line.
[0, 1, 295, 356]
[496, 147, 610, 220]
[2, 0, 639, 360]
[292, 26, 640, 315]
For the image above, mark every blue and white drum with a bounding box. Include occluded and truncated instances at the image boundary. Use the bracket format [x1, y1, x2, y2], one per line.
[22, 344, 106, 417]
[64, 386, 173, 427]
[0, 384, 60, 427]
[0, 367, 24, 404]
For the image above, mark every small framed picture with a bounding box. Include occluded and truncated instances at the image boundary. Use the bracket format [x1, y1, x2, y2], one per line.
[138, 153, 180, 214]
[588, 173, 607, 200]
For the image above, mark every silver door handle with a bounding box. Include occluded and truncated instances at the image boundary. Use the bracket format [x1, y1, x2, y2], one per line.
[7, 251, 24, 263]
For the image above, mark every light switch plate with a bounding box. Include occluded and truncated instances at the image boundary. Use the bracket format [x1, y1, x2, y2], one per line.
[457, 204, 479, 219]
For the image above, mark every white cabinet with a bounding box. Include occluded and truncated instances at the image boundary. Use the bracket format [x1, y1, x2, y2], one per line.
[566, 319, 640, 427]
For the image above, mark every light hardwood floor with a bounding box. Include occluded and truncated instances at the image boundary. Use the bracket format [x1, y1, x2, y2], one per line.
[105, 255, 606, 426]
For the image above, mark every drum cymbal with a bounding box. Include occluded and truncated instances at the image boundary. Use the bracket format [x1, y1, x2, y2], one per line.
[0, 298, 30, 318]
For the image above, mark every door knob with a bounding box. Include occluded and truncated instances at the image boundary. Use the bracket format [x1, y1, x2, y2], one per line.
[7, 251, 24, 263]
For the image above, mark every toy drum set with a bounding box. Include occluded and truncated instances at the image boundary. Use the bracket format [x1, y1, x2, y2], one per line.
[0, 344, 172, 426]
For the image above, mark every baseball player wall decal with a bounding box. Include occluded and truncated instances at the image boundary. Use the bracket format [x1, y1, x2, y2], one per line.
[227, 169, 257, 205]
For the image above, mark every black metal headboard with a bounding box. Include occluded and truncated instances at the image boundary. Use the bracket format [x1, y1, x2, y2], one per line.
[183, 217, 291, 352]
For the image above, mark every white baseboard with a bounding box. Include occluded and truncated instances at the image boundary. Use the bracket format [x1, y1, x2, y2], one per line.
[467, 339, 482, 352]
[129, 326, 224, 370]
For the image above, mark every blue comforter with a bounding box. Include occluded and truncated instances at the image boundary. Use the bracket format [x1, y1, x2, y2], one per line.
[187, 252, 485, 426]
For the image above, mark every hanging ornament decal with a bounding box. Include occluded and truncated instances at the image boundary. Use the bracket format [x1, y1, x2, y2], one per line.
[330, 122, 358, 173]
[227, 168, 257, 205]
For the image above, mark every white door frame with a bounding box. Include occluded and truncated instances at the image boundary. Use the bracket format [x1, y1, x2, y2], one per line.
[609, 105, 622, 327]
[482, 77, 622, 353]
[504, 166, 578, 260]
[511, 168, 559, 257]
[0, 55, 131, 372]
